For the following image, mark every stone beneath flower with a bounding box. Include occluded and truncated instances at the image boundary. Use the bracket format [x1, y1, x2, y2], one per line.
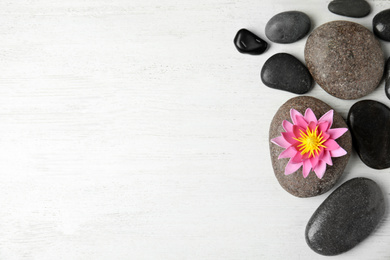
[271, 108, 348, 179]
[269, 96, 352, 198]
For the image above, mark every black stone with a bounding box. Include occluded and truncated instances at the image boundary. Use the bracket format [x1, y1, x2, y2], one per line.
[261, 53, 313, 94]
[265, 11, 311, 43]
[373, 9, 390, 41]
[328, 0, 370, 18]
[306, 177, 385, 256]
[348, 100, 390, 169]
[385, 57, 390, 99]
[234, 29, 268, 55]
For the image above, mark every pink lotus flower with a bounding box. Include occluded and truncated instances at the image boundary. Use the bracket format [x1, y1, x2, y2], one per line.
[271, 108, 348, 179]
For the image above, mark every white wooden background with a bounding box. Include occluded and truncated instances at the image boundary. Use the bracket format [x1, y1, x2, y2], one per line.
[0, 0, 389, 259]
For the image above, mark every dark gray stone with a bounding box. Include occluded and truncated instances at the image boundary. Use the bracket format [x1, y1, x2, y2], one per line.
[261, 53, 313, 94]
[306, 177, 385, 256]
[305, 21, 384, 100]
[265, 11, 311, 43]
[234, 29, 268, 55]
[328, 0, 370, 18]
[373, 9, 390, 41]
[269, 96, 352, 198]
[385, 57, 390, 99]
[347, 100, 390, 169]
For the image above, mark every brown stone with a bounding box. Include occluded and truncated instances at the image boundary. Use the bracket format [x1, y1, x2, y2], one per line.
[305, 21, 384, 100]
[269, 96, 352, 198]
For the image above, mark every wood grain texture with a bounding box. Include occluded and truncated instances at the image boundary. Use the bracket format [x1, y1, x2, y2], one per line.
[0, 0, 388, 259]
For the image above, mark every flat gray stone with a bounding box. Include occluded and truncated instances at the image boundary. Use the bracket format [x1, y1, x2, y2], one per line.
[265, 11, 311, 43]
[306, 177, 385, 256]
[328, 0, 370, 18]
[305, 21, 384, 100]
[261, 53, 313, 94]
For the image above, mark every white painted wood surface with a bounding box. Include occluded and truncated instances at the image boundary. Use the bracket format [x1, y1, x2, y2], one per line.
[0, 0, 389, 259]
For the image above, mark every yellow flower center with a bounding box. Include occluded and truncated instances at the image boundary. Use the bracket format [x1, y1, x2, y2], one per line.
[293, 126, 327, 158]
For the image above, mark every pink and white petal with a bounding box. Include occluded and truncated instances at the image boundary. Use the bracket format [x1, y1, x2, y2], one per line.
[285, 159, 302, 175]
[318, 110, 334, 129]
[314, 160, 327, 179]
[327, 128, 348, 140]
[322, 150, 333, 166]
[293, 125, 305, 139]
[295, 115, 308, 128]
[330, 146, 347, 157]
[292, 152, 303, 163]
[282, 120, 294, 132]
[290, 109, 304, 125]
[310, 154, 320, 169]
[318, 121, 329, 134]
[282, 132, 297, 144]
[278, 146, 297, 159]
[304, 108, 317, 124]
[271, 136, 291, 148]
[323, 139, 340, 151]
[302, 159, 312, 178]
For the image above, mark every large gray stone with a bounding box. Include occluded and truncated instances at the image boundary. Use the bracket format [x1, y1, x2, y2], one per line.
[306, 177, 385, 256]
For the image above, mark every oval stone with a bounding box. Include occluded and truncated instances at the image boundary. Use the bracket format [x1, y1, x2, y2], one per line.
[269, 96, 352, 197]
[373, 9, 390, 41]
[265, 11, 311, 43]
[234, 28, 268, 55]
[261, 53, 313, 94]
[305, 21, 384, 100]
[306, 177, 385, 256]
[328, 0, 371, 18]
[347, 100, 390, 169]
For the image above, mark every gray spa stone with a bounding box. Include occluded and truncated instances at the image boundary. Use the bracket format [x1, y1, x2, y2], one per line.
[306, 177, 385, 256]
[265, 11, 311, 43]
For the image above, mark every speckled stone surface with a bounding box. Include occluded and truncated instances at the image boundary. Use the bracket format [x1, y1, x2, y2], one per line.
[306, 177, 385, 256]
[348, 100, 390, 169]
[328, 0, 371, 18]
[269, 96, 352, 198]
[305, 21, 384, 100]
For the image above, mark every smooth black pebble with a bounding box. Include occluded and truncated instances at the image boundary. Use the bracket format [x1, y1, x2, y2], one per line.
[306, 177, 385, 256]
[348, 100, 390, 169]
[261, 53, 313, 94]
[265, 11, 311, 43]
[385, 57, 390, 99]
[328, 0, 370, 18]
[234, 29, 268, 55]
[373, 9, 390, 41]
